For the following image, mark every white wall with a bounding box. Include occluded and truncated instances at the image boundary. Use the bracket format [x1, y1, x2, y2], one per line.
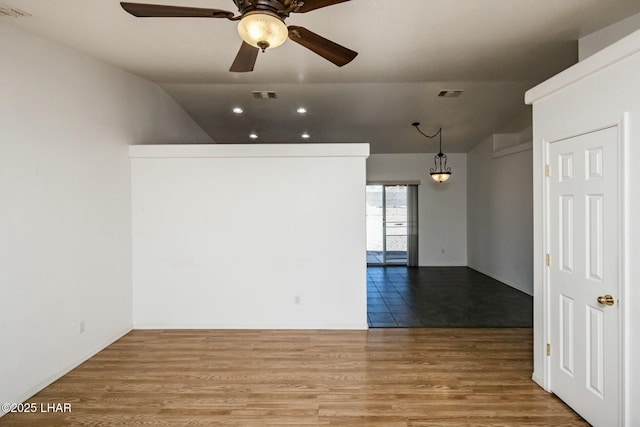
[467, 137, 533, 295]
[526, 29, 640, 425]
[366, 153, 467, 266]
[131, 144, 369, 329]
[0, 23, 212, 414]
[579, 12, 640, 61]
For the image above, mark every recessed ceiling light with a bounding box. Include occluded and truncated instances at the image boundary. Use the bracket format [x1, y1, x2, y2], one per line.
[249, 133, 258, 139]
[232, 107, 243, 114]
[297, 107, 307, 114]
[301, 133, 310, 139]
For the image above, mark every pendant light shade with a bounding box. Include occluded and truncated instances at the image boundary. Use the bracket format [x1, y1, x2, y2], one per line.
[237, 11, 288, 51]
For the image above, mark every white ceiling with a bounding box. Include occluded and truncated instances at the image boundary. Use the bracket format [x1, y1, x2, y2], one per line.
[4, 0, 640, 152]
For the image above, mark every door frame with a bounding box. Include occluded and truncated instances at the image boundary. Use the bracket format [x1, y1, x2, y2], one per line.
[539, 118, 627, 425]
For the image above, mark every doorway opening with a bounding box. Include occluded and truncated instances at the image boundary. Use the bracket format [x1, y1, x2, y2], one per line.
[365, 184, 532, 329]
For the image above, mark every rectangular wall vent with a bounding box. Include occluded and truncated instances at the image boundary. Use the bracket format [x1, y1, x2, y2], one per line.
[0, 3, 31, 17]
[252, 91, 277, 99]
[438, 90, 464, 98]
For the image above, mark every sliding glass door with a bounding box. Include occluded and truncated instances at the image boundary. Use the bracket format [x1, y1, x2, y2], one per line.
[366, 185, 410, 265]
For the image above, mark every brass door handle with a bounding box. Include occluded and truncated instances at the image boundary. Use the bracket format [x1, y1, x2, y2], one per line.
[597, 295, 615, 306]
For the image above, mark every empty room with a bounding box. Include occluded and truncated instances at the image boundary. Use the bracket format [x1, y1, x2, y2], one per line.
[1, 1, 640, 426]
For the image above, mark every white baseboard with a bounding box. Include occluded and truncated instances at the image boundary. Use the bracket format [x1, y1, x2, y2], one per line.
[133, 323, 369, 330]
[467, 266, 533, 296]
[531, 372, 543, 387]
[1, 326, 132, 418]
[531, 372, 550, 392]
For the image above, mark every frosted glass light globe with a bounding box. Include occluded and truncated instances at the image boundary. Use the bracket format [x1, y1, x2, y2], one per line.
[430, 172, 451, 183]
[237, 12, 288, 51]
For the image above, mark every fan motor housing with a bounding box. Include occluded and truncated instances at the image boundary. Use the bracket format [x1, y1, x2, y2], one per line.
[234, 0, 289, 16]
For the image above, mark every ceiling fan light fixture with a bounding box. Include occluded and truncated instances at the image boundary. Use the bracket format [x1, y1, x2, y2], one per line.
[237, 11, 288, 52]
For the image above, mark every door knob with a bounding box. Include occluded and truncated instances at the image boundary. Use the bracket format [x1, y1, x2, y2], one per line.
[597, 295, 615, 306]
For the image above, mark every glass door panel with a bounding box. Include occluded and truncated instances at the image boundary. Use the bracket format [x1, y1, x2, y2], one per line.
[384, 186, 408, 265]
[366, 185, 384, 264]
[366, 185, 408, 265]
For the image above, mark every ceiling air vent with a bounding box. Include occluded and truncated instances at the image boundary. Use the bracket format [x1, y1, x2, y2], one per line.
[0, 3, 31, 17]
[438, 90, 464, 98]
[252, 91, 277, 99]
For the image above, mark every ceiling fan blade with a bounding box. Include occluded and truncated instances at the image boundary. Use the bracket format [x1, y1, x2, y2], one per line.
[120, 2, 235, 19]
[288, 26, 357, 67]
[230, 42, 259, 72]
[294, 0, 351, 13]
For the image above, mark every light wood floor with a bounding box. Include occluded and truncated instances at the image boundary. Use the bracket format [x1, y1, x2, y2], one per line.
[1, 329, 587, 426]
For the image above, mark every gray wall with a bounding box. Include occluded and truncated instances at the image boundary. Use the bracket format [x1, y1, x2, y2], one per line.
[0, 23, 211, 413]
[467, 137, 533, 295]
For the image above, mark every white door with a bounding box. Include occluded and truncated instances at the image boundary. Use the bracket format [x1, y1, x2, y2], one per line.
[548, 126, 620, 427]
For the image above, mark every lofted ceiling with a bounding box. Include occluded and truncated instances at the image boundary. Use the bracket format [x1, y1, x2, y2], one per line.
[3, 0, 640, 152]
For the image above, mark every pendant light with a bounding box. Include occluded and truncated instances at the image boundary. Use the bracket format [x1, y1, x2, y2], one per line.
[412, 122, 452, 183]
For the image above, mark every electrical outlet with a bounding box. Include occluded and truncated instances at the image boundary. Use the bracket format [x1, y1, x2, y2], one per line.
[294, 296, 302, 305]
[79, 320, 86, 334]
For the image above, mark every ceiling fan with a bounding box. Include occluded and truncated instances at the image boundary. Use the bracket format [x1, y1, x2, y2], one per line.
[120, 0, 358, 72]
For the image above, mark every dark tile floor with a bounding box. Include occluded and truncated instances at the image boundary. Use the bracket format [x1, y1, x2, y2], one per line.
[367, 266, 533, 328]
